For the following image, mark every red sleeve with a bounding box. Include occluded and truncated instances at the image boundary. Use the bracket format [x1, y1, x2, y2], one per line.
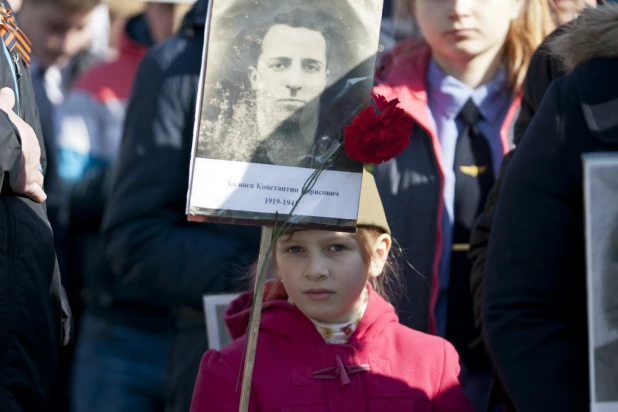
[190, 350, 258, 412]
[433, 340, 475, 412]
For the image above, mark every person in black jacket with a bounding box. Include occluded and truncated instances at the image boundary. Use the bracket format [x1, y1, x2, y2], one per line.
[468, 22, 567, 335]
[97, 0, 261, 411]
[0, 0, 70, 410]
[482, 4, 618, 411]
[469, 0, 605, 336]
[467, 3, 604, 411]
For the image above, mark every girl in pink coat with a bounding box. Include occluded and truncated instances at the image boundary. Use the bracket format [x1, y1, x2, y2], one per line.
[191, 172, 474, 411]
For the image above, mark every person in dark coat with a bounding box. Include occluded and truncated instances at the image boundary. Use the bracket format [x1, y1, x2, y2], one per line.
[100, 0, 260, 410]
[469, 0, 607, 335]
[66, 3, 195, 411]
[468, 3, 605, 411]
[0, 0, 71, 409]
[482, 4, 618, 412]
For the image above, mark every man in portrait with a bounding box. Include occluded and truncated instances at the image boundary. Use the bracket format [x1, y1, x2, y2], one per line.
[248, 13, 330, 168]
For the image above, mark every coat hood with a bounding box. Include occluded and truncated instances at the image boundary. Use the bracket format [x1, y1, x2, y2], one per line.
[224, 280, 288, 340]
[223, 280, 400, 344]
[550, 3, 618, 72]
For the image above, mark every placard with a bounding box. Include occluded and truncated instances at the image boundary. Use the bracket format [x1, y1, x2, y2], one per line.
[186, 0, 384, 229]
[203, 293, 240, 350]
[583, 153, 618, 411]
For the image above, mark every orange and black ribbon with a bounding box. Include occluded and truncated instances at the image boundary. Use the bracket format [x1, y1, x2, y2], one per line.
[0, 6, 31, 65]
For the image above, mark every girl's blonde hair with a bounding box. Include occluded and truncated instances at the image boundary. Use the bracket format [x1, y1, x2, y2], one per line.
[406, 0, 556, 95]
[504, 0, 556, 94]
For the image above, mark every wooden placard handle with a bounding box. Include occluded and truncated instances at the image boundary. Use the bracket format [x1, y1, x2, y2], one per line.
[238, 226, 273, 412]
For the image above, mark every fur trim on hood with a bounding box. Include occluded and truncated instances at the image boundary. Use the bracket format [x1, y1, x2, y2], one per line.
[550, 3, 618, 72]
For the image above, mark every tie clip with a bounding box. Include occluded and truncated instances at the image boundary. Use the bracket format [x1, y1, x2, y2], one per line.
[452, 243, 469, 252]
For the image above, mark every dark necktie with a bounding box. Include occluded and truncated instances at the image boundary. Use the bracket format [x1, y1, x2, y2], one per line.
[0, 5, 31, 65]
[452, 98, 495, 241]
[446, 98, 495, 372]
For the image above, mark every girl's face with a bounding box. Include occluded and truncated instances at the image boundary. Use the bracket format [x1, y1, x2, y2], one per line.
[413, 0, 523, 62]
[275, 230, 390, 323]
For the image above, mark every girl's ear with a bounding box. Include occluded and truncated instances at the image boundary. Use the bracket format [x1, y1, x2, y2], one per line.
[368, 234, 392, 279]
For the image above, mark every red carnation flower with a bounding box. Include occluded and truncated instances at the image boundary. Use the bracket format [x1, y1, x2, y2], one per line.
[343, 93, 413, 164]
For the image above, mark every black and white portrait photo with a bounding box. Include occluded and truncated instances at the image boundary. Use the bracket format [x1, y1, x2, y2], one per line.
[187, 0, 385, 229]
[584, 154, 618, 411]
[196, 0, 382, 170]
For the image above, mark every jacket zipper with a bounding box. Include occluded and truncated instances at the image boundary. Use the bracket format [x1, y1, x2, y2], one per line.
[0, 197, 17, 353]
[11, 52, 22, 117]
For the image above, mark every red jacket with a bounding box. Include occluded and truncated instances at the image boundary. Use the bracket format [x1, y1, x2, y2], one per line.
[191, 282, 474, 411]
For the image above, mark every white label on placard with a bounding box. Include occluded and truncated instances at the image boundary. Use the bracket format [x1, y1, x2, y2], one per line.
[189, 158, 361, 220]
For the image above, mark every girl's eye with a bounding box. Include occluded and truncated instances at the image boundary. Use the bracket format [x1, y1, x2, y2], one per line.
[328, 244, 346, 252]
[286, 246, 303, 253]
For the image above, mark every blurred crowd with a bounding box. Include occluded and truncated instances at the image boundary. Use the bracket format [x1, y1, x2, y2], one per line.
[1, 0, 617, 411]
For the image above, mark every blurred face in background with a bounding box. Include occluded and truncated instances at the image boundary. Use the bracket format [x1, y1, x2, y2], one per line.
[144, 2, 192, 44]
[412, 0, 523, 64]
[145, 2, 174, 43]
[19, 0, 96, 67]
[550, 0, 596, 24]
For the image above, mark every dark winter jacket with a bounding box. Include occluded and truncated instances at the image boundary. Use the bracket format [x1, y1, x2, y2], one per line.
[470, 0, 613, 336]
[483, 4, 618, 412]
[0, 0, 70, 410]
[101, 0, 261, 408]
[102, 0, 260, 326]
[469, 23, 569, 330]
